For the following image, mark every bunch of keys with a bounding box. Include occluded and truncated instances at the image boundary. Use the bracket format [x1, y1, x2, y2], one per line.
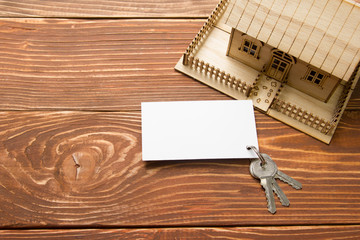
[247, 146, 302, 214]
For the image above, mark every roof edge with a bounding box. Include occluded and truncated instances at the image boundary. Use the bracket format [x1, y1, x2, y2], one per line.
[344, 0, 360, 7]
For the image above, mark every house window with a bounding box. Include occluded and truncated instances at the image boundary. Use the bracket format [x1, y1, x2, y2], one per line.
[304, 69, 327, 86]
[272, 58, 287, 73]
[273, 51, 293, 62]
[266, 50, 295, 82]
[267, 57, 289, 81]
[239, 39, 260, 58]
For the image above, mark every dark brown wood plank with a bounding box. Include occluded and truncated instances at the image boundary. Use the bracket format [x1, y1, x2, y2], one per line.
[0, 110, 359, 228]
[0, 19, 230, 111]
[0, 18, 359, 111]
[0, 225, 360, 239]
[0, 0, 219, 18]
[347, 83, 360, 110]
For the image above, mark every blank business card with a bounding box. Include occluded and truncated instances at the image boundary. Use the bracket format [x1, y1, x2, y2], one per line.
[141, 100, 259, 161]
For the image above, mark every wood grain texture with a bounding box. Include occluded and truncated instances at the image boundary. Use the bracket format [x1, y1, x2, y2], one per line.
[0, 0, 359, 237]
[0, 0, 219, 18]
[0, 18, 358, 111]
[347, 82, 360, 110]
[0, 225, 360, 239]
[0, 110, 359, 228]
[0, 19, 231, 111]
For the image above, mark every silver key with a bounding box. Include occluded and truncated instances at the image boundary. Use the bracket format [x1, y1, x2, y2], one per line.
[247, 146, 302, 213]
[275, 169, 302, 190]
[272, 179, 290, 207]
[250, 158, 278, 214]
[260, 154, 294, 206]
[260, 154, 301, 203]
[258, 153, 302, 190]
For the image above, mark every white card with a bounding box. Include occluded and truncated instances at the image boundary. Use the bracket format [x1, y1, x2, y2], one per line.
[141, 100, 259, 161]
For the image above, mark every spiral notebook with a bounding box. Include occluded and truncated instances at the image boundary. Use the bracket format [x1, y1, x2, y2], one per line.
[141, 100, 259, 161]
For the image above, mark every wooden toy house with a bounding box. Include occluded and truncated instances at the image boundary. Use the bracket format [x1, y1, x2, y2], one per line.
[175, 0, 360, 143]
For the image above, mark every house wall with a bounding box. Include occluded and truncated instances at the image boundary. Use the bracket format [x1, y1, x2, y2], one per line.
[286, 60, 340, 102]
[227, 29, 340, 102]
[227, 28, 271, 72]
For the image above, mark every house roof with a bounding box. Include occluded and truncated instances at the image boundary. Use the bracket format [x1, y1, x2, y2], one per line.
[224, 0, 360, 81]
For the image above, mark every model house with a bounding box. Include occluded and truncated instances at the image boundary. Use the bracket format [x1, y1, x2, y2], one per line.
[175, 0, 360, 143]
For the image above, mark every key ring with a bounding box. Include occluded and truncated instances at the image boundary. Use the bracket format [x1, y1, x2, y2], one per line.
[246, 145, 266, 166]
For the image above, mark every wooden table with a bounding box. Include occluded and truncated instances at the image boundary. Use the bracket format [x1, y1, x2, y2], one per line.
[0, 1, 359, 239]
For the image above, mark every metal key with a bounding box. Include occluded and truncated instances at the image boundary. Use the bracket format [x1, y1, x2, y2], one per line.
[272, 177, 290, 207]
[247, 146, 302, 213]
[260, 154, 293, 206]
[250, 157, 278, 213]
[275, 169, 302, 190]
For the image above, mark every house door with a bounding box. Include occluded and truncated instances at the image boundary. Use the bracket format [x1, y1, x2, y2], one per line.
[266, 51, 295, 82]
